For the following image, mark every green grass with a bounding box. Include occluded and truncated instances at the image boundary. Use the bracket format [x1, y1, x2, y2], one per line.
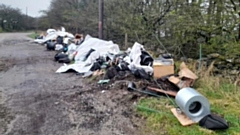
[0, 27, 3, 33]
[28, 32, 39, 39]
[136, 64, 240, 135]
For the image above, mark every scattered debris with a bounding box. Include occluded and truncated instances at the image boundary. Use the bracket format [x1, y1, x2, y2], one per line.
[147, 86, 177, 97]
[98, 79, 110, 84]
[32, 27, 228, 131]
[168, 62, 198, 89]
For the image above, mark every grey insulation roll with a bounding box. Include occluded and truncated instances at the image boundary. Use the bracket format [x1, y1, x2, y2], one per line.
[175, 87, 211, 122]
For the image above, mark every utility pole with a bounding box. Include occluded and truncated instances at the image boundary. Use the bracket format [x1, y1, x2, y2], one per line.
[98, 0, 103, 39]
[26, 7, 28, 30]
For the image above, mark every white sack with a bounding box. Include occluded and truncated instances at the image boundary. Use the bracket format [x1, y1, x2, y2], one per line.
[34, 28, 74, 44]
[55, 44, 64, 51]
[67, 43, 78, 60]
[47, 29, 56, 34]
[129, 42, 143, 65]
[61, 27, 66, 32]
[127, 42, 153, 74]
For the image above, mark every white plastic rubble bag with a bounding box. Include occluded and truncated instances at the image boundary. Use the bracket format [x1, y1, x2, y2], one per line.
[127, 42, 153, 75]
[47, 29, 56, 34]
[63, 37, 70, 45]
[55, 44, 64, 51]
[61, 27, 66, 32]
[67, 43, 78, 60]
[67, 43, 77, 54]
[129, 42, 143, 65]
[56, 35, 120, 73]
[74, 35, 120, 62]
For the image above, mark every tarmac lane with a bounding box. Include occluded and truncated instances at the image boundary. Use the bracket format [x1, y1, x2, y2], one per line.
[0, 33, 141, 135]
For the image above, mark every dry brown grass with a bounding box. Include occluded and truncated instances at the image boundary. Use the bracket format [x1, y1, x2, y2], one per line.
[137, 61, 240, 135]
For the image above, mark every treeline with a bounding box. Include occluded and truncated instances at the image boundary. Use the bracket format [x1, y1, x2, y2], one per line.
[0, 4, 35, 32]
[4, 0, 240, 58]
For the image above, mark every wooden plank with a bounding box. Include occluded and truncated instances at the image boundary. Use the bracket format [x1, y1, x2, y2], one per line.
[171, 108, 197, 126]
[147, 86, 177, 97]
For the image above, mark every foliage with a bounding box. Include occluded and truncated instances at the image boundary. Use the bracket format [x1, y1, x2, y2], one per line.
[0, 4, 36, 31]
[136, 73, 240, 135]
[36, 0, 240, 58]
[28, 32, 39, 39]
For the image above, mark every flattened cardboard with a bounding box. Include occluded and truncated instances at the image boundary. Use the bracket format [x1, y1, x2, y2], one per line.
[179, 78, 195, 88]
[179, 68, 198, 80]
[93, 70, 104, 76]
[174, 62, 198, 87]
[168, 76, 180, 85]
[171, 108, 197, 126]
[168, 76, 194, 89]
[180, 62, 188, 70]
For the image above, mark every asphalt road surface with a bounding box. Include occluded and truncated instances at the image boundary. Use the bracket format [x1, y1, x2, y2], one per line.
[0, 33, 142, 135]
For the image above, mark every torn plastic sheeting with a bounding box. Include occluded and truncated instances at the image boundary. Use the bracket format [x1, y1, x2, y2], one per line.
[61, 27, 66, 32]
[106, 53, 115, 60]
[55, 44, 64, 51]
[123, 56, 131, 64]
[56, 35, 119, 73]
[47, 29, 56, 34]
[129, 42, 144, 66]
[117, 61, 129, 71]
[56, 45, 101, 74]
[140, 50, 154, 66]
[63, 37, 70, 45]
[34, 32, 57, 44]
[84, 51, 101, 66]
[67, 43, 77, 54]
[56, 63, 93, 73]
[34, 29, 74, 44]
[84, 49, 96, 61]
[74, 35, 120, 63]
[127, 42, 153, 75]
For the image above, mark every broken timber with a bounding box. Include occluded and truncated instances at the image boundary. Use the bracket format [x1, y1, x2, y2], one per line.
[147, 86, 177, 97]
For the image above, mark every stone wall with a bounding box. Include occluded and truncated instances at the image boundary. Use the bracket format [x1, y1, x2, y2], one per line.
[182, 53, 240, 79]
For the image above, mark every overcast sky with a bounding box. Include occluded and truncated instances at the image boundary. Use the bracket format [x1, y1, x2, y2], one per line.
[0, 0, 51, 17]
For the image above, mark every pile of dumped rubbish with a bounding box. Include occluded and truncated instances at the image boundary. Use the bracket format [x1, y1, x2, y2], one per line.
[34, 28, 179, 90]
[34, 27, 229, 131]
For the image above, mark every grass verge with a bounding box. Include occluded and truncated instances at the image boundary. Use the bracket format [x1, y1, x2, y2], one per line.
[136, 62, 240, 135]
[28, 32, 39, 39]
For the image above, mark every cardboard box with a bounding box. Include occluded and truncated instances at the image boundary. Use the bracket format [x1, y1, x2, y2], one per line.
[153, 59, 174, 78]
[168, 62, 198, 88]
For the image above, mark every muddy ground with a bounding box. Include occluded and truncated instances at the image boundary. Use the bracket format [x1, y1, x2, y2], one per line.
[0, 33, 144, 135]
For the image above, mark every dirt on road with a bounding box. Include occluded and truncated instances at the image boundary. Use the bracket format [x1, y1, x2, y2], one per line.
[0, 33, 143, 135]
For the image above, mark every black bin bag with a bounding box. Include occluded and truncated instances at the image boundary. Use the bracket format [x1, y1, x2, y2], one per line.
[199, 114, 229, 130]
